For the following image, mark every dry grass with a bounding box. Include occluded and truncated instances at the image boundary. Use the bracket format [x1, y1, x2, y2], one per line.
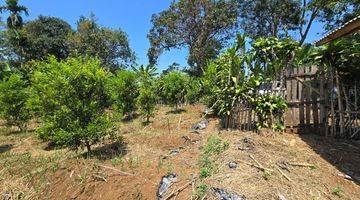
[0, 104, 359, 199]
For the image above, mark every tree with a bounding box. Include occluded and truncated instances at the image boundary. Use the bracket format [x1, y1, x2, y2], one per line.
[30, 56, 113, 152]
[238, 0, 302, 39]
[0, 0, 28, 29]
[159, 71, 189, 110]
[0, 73, 31, 131]
[107, 70, 138, 118]
[69, 15, 135, 71]
[238, 0, 360, 45]
[148, 0, 239, 76]
[136, 82, 158, 124]
[0, 0, 28, 66]
[315, 0, 360, 31]
[162, 62, 181, 75]
[20, 16, 72, 61]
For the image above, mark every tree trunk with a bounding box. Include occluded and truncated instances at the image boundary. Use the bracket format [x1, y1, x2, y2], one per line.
[85, 141, 91, 153]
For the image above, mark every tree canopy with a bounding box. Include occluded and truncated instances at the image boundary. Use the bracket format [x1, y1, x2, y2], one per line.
[68, 15, 135, 71]
[147, 0, 239, 76]
[20, 16, 72, 61]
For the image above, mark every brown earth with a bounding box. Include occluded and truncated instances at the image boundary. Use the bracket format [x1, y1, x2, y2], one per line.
[0, 105, 359, 200]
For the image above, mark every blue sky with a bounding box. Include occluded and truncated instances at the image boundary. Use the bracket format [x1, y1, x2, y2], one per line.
[3, 0, 326, 71]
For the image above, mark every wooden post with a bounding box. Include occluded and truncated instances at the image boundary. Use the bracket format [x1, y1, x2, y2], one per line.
[319, 64, 328, 136]
[329, 66, 336, 137]
[292, 68, 298, 131]
[335, 70, 345, 137]
[355, 82, 358, 111]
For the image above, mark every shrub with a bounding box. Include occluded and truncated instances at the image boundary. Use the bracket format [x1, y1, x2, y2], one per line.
[30, 56, 113, 152]
[250, 94, 287, 131]
[136, 82, 157, 124]
[185, 78, 202, 104]
[159, 71, 188, 110]
[107, 70, 138, 118]
[0, 73, 31, 131]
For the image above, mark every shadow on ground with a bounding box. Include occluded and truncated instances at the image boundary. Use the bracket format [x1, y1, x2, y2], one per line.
[166, 109, 186, 115]
[83, 140, 128, 160]
[0, 144, 13, 153]
[299, 133, 360, 186]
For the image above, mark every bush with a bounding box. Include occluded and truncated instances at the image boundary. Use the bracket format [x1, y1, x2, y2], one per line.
[107, 70, 138, 118]
[159, 71, 188, 110]
[136, 82, 158, 124]
[30, 56, 113, 152]
[0, 73, 31, 131]
[250, 94, 287, 131]
[185, 78, 202, 104]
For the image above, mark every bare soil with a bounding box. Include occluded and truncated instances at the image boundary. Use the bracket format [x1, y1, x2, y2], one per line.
[0, 105, 359, 199]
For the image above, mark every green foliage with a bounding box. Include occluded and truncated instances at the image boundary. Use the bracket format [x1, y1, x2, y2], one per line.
[332, 185, 343, 197]
[132, 64, 158, 82]
[195, 184, 209, 199]
[202, 34, 249, 116]
[309, 32, 360, 85]
[158, 71, 189, 110]
[249, 95, 287, 131]
[148, 0, 239, 75]
[107, 70, 138, 118]
[30, 56, 112, 152]
[251, 37, 300, 77]
[238, 0, 301, 39]
[20, 16, 72, 61]
[199, 136, 229, 179]
[0, 73, 31, 130]
[185, 78, 202, 104]
[136, 82, 158, 124]
[68, 14, 135, 71]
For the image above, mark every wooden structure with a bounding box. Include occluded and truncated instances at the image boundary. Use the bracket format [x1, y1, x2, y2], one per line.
[225, 16, 360, 139]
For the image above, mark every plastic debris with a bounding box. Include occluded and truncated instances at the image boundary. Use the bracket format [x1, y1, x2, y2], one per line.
[157, 173, 178, 199]
[212, 187, 246, 200]
[191, 120, 209, 130]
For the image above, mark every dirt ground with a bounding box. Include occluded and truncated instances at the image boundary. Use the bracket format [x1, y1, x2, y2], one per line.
[0, 105, 360, 200]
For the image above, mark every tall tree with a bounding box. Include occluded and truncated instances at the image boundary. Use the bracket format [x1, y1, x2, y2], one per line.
[238, 0, 302, 39]
[69, 15, 135, 71]
[239, 0, 360, 45]
[20, 16, 72, 61]
[0, 0, 28, 29]
[147, 0, 239, 76]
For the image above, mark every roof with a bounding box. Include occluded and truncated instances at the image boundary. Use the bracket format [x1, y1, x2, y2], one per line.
[315, 15, 360, 46]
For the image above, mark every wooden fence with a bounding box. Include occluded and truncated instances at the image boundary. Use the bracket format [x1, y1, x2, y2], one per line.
[225, 65, 360, 139]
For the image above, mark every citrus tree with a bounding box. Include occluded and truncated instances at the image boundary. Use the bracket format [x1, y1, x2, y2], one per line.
[107, 70, 138, 119]
[30, 56, 113, 152]
[159, 71, 189, 111]
[0, 73, 31, 131]
[136, 81, 158, 124]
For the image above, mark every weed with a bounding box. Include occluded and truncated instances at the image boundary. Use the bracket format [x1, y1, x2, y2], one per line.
[111, 156, 123, 166]
[166, 163, 175, 174]
[262, 171, 271, 180]
[195, 184, 209, 199]
[198, 136, 229, 180]
[157, 158, 164, 172]
[199, 167, 212, 179]
[77, 170, 87, 184]
[332, 185, 343, 197]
